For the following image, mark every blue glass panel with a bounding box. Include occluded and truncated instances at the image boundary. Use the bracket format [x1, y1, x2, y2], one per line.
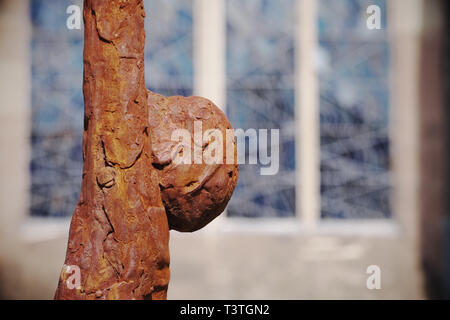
[225, 0, 296, 218]
[30, 0, 193, 217]
[30, 0, 84, 217]
[145, 0, 193, 96]
[318, 0, 391, 219]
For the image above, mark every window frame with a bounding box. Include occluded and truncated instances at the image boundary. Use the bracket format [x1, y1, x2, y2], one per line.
[19, 0, 420, 241]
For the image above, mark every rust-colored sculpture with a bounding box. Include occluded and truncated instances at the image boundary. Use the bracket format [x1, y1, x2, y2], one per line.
[54, 0, 238, 300]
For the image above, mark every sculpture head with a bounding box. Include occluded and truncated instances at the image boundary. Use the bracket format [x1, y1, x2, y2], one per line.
[148, 91, 239, 232]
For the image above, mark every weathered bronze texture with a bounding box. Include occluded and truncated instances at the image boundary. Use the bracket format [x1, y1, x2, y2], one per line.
[54, 0, 237, 300]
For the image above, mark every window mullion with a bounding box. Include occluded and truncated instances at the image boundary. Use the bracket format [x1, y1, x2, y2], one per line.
[296, 0, 320, 228]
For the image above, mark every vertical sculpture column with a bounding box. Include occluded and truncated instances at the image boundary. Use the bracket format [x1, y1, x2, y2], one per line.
[55, 0, 170, 299]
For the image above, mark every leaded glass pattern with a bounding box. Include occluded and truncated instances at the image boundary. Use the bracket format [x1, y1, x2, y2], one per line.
[145, 0, 193, 96]
[30, 0, 84, 217]
[318, 0, 391, 218]
[225, 0, 296, 218]
[30, 0, 193, 217]
[30, 0, 390, 220]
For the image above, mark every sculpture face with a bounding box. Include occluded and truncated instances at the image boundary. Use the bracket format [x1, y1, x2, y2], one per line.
[148, 91, 239, 232]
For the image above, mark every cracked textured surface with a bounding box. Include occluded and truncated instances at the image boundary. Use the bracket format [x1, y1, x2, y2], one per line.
[148, 91, 238, 232]
[55, 0, 237, 300]
[54, 0, 169, 300]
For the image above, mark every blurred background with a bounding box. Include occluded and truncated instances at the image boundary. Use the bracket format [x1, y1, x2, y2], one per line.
[0, 0, 449, 299]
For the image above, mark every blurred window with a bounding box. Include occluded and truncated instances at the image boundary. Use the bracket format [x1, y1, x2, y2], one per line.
[145, 0, 193, 96]
[318, 0, 391, 219]
[30, 0, 84, 217]
[29, 0, 391, 221]
[30, 0, 193, 217]
[225, 0, 297, 218]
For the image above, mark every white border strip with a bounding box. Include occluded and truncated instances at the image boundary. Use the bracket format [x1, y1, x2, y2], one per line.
[220, 218, 400, 237]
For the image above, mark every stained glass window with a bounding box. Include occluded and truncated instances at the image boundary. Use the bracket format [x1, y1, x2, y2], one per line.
[30, 0, 84, 217]
[225, 0, 297, 218]
[145, 0, 193, 96]
[30, 0, 390, 220]
[318, 0, 391, 219]
[30, 0, 193, 217]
